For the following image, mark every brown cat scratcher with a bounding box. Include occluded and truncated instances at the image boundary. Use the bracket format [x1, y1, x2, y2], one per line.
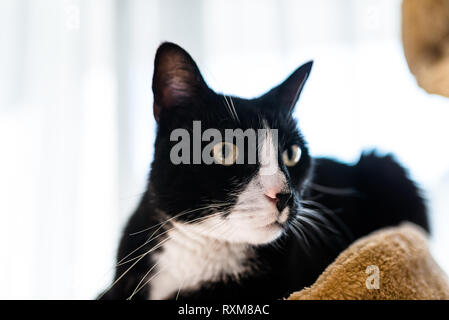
[288, 223, 449, 300]
[402, 0, 449, 97]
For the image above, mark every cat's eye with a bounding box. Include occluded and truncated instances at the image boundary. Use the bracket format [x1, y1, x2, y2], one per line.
[282, 145, 301, 167]
[212, 142, 238, 166]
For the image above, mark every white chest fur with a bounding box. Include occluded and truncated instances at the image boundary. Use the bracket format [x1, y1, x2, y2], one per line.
[149, 225, 253, 300]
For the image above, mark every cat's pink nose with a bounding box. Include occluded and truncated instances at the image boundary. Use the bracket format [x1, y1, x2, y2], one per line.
[265, 193, 278, 203]
[264, 188, 280, 202]
[265, 191, 292, 212]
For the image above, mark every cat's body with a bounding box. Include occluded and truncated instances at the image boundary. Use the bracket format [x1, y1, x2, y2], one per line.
[99, 43, 428, 300]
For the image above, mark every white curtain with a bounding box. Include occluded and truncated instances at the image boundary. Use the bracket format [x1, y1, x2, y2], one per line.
[1, 0, 448, 299]
[0, 0, 151, 299]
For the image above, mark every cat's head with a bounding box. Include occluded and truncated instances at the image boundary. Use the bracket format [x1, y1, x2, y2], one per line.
[149, 42, 313, 245]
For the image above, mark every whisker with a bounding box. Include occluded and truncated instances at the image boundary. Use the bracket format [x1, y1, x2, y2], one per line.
[308, 182, 360, 197]
[129, 261, 160, 299]
[300, 207, 340, 235]
[228, 95, 240, 123]
[127, 266, 167, 300]
[116, 235, 172, 267]
[129, 203, 228, 236]
[134, 217, 232, 299]
[299, 199, 354, 242]
[222, 95, 236, 122]
[117, 211, 227, 267]
[175, 276, 186, 300]
[294, 217, 320, 246]
[290, 219, 311, 250]
[296, 215, 326, 244]
[97, 245, 154, 300]
[117, 206, 229, 267]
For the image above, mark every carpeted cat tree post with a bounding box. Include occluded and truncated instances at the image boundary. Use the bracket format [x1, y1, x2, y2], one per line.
[288, 223, 449, 300]
[402, 0, 449, 98]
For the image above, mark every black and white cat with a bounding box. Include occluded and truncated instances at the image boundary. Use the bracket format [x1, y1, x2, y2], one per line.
[99, 42, 429, 300]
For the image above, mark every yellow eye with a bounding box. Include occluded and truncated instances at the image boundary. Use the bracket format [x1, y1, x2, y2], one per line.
[212, 142, 238, 166]
[282, 145, 301, 167]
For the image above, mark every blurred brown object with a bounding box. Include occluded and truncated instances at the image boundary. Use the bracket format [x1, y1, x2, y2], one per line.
[402, 0, 449, 97]
[288, 223, 449, 300]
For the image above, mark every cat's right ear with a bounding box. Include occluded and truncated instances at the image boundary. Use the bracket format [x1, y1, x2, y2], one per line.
[152, 42, 208, 122]
[264, 61, 313, 113]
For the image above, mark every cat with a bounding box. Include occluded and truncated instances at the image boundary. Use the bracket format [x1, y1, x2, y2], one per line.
[99, 42, 429, 300]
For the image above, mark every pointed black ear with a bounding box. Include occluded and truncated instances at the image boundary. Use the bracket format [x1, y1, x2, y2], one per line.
[268, 61, 313, 112]
[152, 42, 208, 121]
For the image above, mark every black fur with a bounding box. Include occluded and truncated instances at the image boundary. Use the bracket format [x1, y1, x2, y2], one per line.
[99, 43, 428, 300]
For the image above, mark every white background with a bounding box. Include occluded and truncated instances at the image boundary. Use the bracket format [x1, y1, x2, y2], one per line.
[0, 0, 448, 299]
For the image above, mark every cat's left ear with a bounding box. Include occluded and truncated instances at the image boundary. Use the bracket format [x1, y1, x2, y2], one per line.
[152, 42, 208, 121]
[266, 61, 313, 112]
